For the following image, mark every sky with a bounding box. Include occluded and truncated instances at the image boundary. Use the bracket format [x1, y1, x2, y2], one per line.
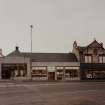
[0, 0, 105, 55]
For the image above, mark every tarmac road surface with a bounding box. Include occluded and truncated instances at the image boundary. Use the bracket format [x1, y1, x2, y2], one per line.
[0, 81, 105, 105]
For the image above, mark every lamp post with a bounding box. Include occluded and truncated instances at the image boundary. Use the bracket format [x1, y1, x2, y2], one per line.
[30, 25, 33, 53]
[30, 25, 33, 80]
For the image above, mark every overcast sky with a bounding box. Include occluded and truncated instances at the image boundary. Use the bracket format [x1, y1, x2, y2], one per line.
[0, 0, 105, 55]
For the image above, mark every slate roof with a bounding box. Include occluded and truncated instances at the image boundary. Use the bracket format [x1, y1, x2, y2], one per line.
[77, 40, 105, 52]
[6, 48, 78, 62]
[78, 46, 86, 52]
[22, 52, 78, 62]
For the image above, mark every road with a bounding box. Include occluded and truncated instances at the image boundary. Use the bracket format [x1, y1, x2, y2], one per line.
[0, 81, 105, 105]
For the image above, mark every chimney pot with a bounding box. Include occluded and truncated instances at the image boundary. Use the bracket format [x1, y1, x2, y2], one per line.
[16, 46, 19, 51]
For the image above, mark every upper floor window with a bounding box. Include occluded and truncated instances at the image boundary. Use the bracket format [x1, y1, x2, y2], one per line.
[99, 56, 103, 63]
[99, 55, 105, 63]
[85, 55, 92, 63]
[93, 49, 98, 55]
[103, 56, 105, 63]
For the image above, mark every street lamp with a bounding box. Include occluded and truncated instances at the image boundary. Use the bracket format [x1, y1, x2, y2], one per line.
[30, 25, 34, 53]
[30, 25, 34, 80]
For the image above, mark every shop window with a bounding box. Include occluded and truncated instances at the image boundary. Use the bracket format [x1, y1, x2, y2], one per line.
[85, 70, 105, 79]
[65, 70, 78, 78]
[32, 66, 47, 77]
[56, 67, 64, 80]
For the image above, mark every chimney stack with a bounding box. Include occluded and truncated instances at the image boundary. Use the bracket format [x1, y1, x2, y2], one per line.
[15, 46, 19, 51]
[100, 42, 103, 47]
[73, 41, 77, 48]
[0, 49, 3, 57]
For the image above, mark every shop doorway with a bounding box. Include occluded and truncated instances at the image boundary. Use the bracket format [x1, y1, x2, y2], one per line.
[48, 72, 55, 80]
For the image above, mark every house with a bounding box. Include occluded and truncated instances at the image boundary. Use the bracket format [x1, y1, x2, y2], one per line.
[73, 39, 105, 80]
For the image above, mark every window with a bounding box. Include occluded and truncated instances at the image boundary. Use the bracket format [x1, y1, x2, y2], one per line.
[99, 56, 103, 63]
[85, 56, 88, 63]
[88, 56, 92, 63]
[47, 66, 55, 72]
[65, 70, 78, 78]
[56, 67, 63, 69]
[99, 55, 105, 63]
[85, 70, 105, 79]
[65, 67, 79, 70]
[93, 49, 98, 55]
[85, 55, 92, 63]
[103, 56, 105, 63]
[56, 66, 64, 80]
[32, 66, 47, 77]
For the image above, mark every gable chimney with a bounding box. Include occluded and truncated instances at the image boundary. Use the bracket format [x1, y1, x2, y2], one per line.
[100, 42, 103, 47]
[15, 46, 19, 51]
[0, 49, 3, 57]
[73, 41, 77, 48]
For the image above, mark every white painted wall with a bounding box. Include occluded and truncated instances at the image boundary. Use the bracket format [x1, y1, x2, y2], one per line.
[32, 62, 80, 67]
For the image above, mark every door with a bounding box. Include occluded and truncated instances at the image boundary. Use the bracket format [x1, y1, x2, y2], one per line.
[48, 72, 55, 80]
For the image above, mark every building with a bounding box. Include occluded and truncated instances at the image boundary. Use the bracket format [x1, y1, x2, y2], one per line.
[0, 46, 80, 81]
[0, 39, 105, 81]
[73, 39, 105, 80]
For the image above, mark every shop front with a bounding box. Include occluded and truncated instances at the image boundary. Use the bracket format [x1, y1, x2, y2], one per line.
[1, 63, 27, 79]
[56, 66, 80, 80]
[80, 63, 105, 80]
[65, 67, 79, 80]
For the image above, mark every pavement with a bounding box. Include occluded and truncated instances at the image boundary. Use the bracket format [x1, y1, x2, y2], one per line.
[0, 81, 105, 105]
